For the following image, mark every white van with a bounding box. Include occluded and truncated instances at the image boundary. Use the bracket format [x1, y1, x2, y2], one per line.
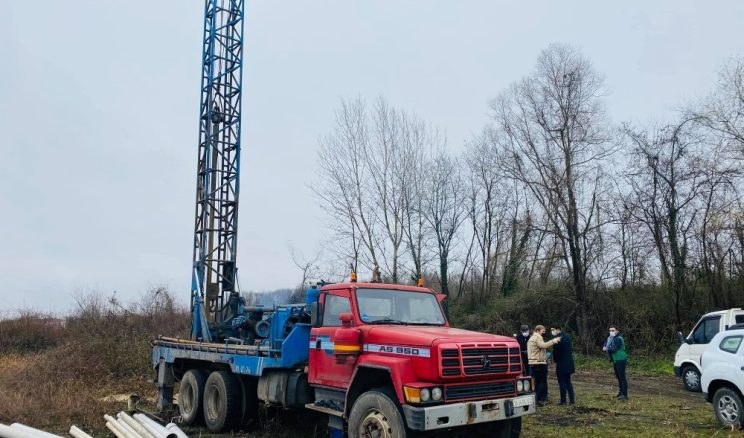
[674, 308, 744, 392]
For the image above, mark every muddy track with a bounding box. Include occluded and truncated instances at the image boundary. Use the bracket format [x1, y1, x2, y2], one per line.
[571, 369, 702, 401]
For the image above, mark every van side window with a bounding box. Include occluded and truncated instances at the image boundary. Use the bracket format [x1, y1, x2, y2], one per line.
[736, 315, 744, 325]
[692, 316, 721, 344]
[719, 336, 743, 354]
[323, 294, 351, 327]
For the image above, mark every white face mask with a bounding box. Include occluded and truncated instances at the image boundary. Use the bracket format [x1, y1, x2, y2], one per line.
[609, 331, 617, 337]
[551, 330, 557, 336]
[522, 331, 529, 337]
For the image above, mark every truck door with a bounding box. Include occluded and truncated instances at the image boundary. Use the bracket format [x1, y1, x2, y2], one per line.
[688, 315, 722, 365]
[309, 291, 357, 388]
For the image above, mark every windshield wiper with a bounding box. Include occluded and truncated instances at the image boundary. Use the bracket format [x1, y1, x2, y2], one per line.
[367, 317, 409, 325]
[406, 322, 445, 326]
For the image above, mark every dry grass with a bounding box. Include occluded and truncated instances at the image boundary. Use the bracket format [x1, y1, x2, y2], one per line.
[0, 288, 189, 434]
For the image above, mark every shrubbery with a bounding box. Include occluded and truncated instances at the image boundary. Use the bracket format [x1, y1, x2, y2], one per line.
[0, 288, 189, 431]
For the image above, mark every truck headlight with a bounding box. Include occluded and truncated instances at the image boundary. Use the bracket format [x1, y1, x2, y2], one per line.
[431, 387, 442, 401]
[517, 378, 532, 393]
[420, 388, 431, 402]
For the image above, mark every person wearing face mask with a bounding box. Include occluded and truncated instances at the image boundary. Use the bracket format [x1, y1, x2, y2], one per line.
[550, 324, 575, 405]
[515, 324, 531, 375]
[527, 324, 561, 406]
[603, 325, 628, 400]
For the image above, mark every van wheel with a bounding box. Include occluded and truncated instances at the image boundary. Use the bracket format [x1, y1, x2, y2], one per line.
[203, 370, 242, 432]
[178, 369, 207, 425]
[682, 366, 701, 392]
[713, 387, 743, 428]
[348, 388, 406, 438]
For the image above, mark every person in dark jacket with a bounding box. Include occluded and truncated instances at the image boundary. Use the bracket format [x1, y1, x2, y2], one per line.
[550, 324, 575, 405]
[515, 324, 531, 375]
[603, 324, 628, 400]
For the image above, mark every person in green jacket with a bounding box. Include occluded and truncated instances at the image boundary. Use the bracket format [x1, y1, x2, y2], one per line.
[603, 324, 628, 400]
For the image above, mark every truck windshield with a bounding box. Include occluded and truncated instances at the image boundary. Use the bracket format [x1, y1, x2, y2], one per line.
[356, 288, 446, 325]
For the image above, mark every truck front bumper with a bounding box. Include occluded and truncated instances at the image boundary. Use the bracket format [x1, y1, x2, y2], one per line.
[673, 366, 681, 377]
[402, 393, 535, 431]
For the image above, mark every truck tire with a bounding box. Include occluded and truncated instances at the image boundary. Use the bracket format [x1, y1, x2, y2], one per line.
[348, 388, 407, 438]
[178, 369, 208, 425]
[471, 417, 521, 438]
[239, 376, 259, 429]
[203, 370, 242, 432]
[713, 387, 743, 428]
[682, 365, 701, 392]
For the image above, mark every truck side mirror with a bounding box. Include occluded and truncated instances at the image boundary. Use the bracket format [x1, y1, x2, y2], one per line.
[675, 331, 684, 345]
[339, 312, 354, 328]
[436, 294, 449, 321]
[334, 313, 361, 356]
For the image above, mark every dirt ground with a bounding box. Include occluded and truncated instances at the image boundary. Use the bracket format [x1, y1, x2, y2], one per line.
[522, 369, 743, 438]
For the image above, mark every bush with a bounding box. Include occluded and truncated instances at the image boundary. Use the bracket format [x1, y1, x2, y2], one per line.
[0, 310, 65, 354]
[0, 287, 190, 431]
[448, 282, 713, 356]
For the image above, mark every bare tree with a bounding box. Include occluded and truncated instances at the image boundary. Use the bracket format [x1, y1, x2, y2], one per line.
[365, 98, 407, 281]
[622, 120, 708, 325]
[399, 116, 434, 283]
[490, 44, 614, 345]
[500, 181, 533, 297]
[696, 57, 744, 156]
[424, 148, 466, 295]
[465, 131, 511, 304]
[315, 98, 380, 272]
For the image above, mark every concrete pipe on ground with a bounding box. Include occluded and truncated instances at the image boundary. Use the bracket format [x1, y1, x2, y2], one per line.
[68, 426, 93, 438]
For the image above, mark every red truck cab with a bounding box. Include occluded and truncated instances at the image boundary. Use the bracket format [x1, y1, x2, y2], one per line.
[307, 282, 534, 437]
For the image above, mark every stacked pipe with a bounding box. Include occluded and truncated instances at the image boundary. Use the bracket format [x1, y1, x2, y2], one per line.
[0, 412, 188, 438]
[0, 423, 63, 438]
[104, 413, 188, 438]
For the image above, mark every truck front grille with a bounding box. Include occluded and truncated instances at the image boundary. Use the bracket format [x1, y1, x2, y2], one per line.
[445, 381, 516, 401]
[439, 344, 522, 378]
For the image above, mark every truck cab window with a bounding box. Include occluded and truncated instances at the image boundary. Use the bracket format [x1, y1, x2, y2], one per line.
[736, 315, 744, 325]
[693, 316, 721, 344]
[323, 295, 351, 327]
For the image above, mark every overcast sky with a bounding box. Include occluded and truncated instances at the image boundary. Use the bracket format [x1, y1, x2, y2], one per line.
[0, 1, 742, 313]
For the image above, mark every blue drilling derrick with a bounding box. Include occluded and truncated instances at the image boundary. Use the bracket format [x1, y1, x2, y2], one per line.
[191, 0, 245, 342]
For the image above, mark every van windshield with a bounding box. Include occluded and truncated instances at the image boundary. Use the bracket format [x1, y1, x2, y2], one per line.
[355, 288, 446, 325]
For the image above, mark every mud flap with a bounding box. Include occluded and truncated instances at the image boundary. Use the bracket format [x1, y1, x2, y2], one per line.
[156, 358, 175, 413]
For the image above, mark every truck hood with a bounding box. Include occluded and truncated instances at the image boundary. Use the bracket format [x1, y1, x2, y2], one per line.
[364, 325, 513, 347]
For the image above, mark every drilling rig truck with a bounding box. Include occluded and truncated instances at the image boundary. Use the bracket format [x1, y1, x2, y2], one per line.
[151, 2, 535, 437]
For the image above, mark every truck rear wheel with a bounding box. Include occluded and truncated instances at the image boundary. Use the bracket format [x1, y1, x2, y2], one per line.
[348, 389, 407, 438]
[203, 370, 242, 432]
[178, 369, 207, 425]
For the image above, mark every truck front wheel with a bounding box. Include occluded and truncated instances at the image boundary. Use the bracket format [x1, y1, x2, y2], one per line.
[178, 369, 207, 425]
[203, 370, 242, 432]
[348, 389, 407, 438]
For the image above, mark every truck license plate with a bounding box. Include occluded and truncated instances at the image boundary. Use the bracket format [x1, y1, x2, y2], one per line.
[512, 395, 532, 408]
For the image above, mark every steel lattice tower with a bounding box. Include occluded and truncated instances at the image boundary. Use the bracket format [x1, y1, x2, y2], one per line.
[191, 0, 245, 329]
